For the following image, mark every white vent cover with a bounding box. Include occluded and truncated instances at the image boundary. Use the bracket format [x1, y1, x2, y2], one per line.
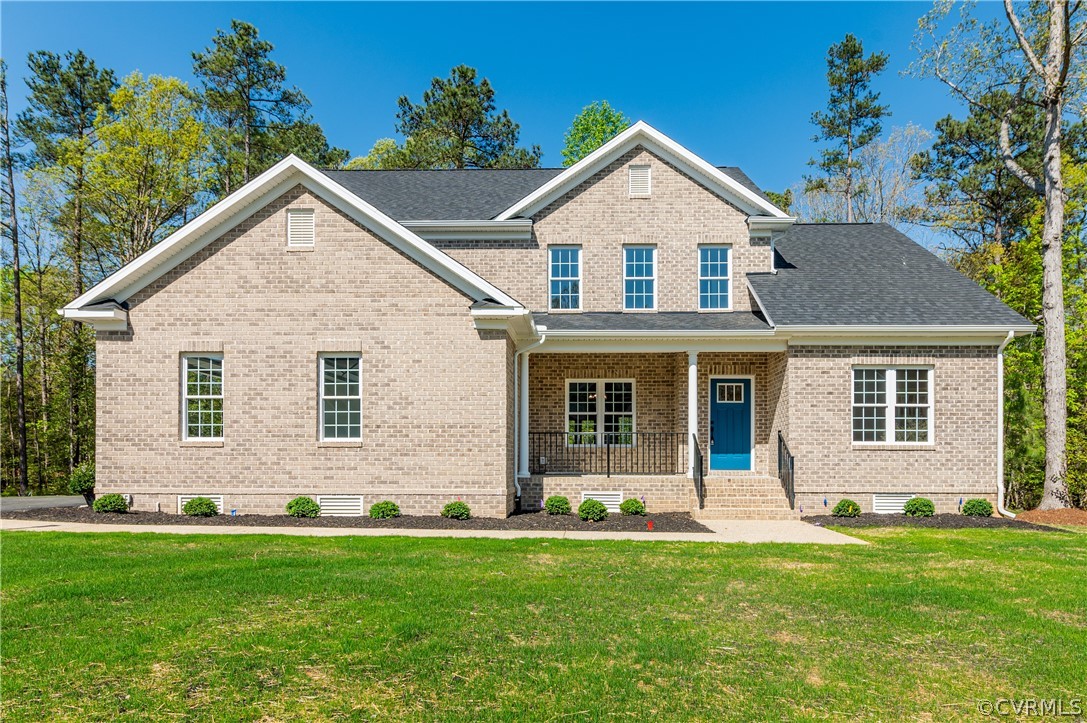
[628, 165, 651, 197]
[177, 494, 224, 514]
[287, 208, 315, 247]
[582, 491, 623, 512]
[873, 493, 915, 514]
[317, 495, 364, 517]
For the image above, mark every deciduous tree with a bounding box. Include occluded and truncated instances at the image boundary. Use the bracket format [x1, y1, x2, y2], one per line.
[561, 101, 630, 166]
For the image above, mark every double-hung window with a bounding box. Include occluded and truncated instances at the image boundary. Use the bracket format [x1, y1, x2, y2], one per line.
[852, 367, 933, 444]
[182, 355, 223, 440]
[566, 380, 635, 446]
[549, 246, 581, 310]
[623, 246, 656, 310]
[699, 245, 731, 310]
[320, 355, 362, 441]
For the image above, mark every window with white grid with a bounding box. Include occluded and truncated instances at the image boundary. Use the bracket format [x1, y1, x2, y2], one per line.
[182, 355, 223, 440]
[566, 380, 635, 446]
[549, 246, 581, 310]
[699, 245, 731, 310]
[852, 367, 932, 444]
[321, 355, 361, 440]
[624, 246, 655, 310]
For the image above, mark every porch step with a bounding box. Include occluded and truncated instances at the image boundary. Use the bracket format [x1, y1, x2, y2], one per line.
[694, 475, 798, 520]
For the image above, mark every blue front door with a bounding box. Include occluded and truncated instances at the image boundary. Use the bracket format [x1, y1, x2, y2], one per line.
[710, 378, 752, 470]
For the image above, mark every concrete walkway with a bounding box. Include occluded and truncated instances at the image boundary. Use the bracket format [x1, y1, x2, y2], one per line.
[0, 495, 85, 512]
[0, 518, 864, 544]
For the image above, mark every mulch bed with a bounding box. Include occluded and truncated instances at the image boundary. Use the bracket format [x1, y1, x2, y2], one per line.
[803, 512, 1061, 532]
[1016, 507, 1087, 526]
[2, 506, 714, 534]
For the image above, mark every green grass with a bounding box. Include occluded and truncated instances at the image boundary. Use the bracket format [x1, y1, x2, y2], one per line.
[1, 529, 1084, 721]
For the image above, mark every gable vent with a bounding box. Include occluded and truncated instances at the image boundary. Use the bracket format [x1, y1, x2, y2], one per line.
[872, 493, 915, 514]
[628, 165, 651, 197]
[177, 494, 224, 514]
[316, 494, 364, 517]
[287, 208, 315, 247]
[582, 491, 623, 513]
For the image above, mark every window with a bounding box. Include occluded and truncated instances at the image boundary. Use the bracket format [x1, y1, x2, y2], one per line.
[852, 367, 932, 443]
[549, 246, 581, 310]
[566, 380, 635, 445]
[717, 382, 744, 403]
[699, 245, 731, 310]
[624, 246, 656, 310]
[321, 355, 361, 440]
[628, 165, 651, 196]
[182, 355, 223, 440]
[287, 208, 315, 247]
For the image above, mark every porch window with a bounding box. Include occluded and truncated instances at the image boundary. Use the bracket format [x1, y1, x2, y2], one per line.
[699, 245, 731, 309]
[182, 355, 223, 440]
[624, 246, 656, 310]
[549, 246, 581, 310]
[321, 355, 362, 440]
[566, 379, 635, 445]
[852, 367, 932, 443]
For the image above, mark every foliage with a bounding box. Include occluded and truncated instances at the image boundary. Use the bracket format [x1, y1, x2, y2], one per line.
[285, 496, 320, 518]
[182, 496, 219, 517]
[67, 461, 94, 503]
[543, 495, 570, 515]
[369, 500, 401, 519]
[902, 497, 935, 517]
[344, 139, 406, 170]
[578, 498, 609, 522]
[441, 501, 471, 520]
[561, 101, 630, 166]
[832, 499, 861, 517]
[91, 493, 127, 513]
[962, 498, 994, 517]
[619, 498, 646, 516]
[765, 189, 793, 214]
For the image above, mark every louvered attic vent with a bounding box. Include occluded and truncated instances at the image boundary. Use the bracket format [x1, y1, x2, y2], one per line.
[287, 208, 315, 247]
[628, 165, 651, 197]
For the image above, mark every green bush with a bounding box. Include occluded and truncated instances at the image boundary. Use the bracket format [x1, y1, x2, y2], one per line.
[369, 500, 401, 519]
[962, 498, 994, 517]
[619, 498, 646, 516]
[831, 499, 861, 518]
[441, 501, 471, 520]
[903, 497, 936, 517]
[183, 497, 219, 517]
[92, 493, 128, 514]
[286, 496, 320, 518]
[544, 495, 571, 515]
[578, 498, 609, 522]
[68, 462, 96, 504]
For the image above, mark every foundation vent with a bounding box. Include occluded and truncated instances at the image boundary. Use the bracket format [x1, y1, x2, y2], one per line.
[317, 495, 365, 517]
[177, 494, 224, 514]
[582, 491, 623, 513]
[872, 493, 915, 514]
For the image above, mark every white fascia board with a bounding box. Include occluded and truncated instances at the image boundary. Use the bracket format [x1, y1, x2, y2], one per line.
[539, 336, 788, 354]
[748, 216, 797, 231]
[59, 306, 128, 331]
[780, 325, 1036, 346]
[495, 121, 790, 221]
[743, 278, 776, 328]
[541, 328, 776, 339]
[471, 306, 538, 340]
[402, 219, 533, 241]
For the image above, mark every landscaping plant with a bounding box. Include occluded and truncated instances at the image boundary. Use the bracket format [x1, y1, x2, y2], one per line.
[286, 496, 320, 518]
[962, 498, 994, 517]
[832, 499, 861, 517]
[544, 496, 571, 515]
[441, 501, 472, 520]
[903, 497, 936, 517]
[91, 493, 128, 514]
[578, 498, 609, 522]
[68, 462, 96, 505]
[619, 498, 646, 516]
[182, 497, 220, 517]
[369, 500, 401, 519]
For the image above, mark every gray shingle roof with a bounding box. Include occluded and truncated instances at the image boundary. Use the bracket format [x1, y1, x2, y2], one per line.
[747, 224, 1033, 328]
[535, 311, 771, 332]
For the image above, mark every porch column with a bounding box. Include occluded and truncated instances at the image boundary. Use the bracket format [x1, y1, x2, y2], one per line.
[687, 350, 698, 477]
[519, 352, 531, 478]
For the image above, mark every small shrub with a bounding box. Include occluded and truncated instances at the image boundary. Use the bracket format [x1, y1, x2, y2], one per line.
[962, 498, 994, 517]
[544, 495, 571, 515]
[369, 500, 401, 519]
[286, 496, 320, 518]
[619, 498, 646, 516]
[832, 499, 861, 518]
[68, 462, 96, 505]
[92, 493, 128, 514]
[183, 496, 219, 517]
[578, 498, 609, 522]
[903, 497, 935, 517]
[441, 501, 471, 520]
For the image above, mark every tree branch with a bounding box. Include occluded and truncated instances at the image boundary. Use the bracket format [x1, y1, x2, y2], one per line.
[999, 84, 1044, 195]
[1005, 0, 1048, 78]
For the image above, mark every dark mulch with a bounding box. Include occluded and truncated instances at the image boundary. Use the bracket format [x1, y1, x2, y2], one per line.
[803, 512, 1061, 532]
[3, 506, 713, 534]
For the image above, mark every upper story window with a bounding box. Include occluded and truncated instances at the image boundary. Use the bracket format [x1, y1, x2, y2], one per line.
[287, 208, 315, 248]
[623, 246, 656, 310]
[549, 246, 581, 310]
[182, 355, 223, 440]
[628, 165, 651, 197]
[852, 367, 933, 444]
[699, 245, 731, 310]
[320, 355, 362, 441]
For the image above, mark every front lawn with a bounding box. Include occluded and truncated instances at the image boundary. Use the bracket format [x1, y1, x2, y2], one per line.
[1, 528, 1084, 721]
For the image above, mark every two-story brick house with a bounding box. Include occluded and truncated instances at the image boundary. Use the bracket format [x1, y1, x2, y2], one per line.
[63, 122, 1033, 519]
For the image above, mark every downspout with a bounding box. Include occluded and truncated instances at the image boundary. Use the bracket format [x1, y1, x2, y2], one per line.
[512, 333, 546, 502]
[997, 330, 1016, 518]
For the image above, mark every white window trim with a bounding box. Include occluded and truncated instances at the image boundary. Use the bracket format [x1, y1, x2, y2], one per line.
[548, 245, 582, 312]
[628, 164, 652, 197]
[319, 354, 363, 442]
[181, 354, 224, 442]
[698, 244, 733, 312]
[851, 366, 935, 446]
[286, 208, 316, 248]
[622, 245, 657, 311]
[565, 378, 636, 447]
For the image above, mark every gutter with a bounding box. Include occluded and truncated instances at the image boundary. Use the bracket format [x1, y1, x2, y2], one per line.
[996, 330, 1016, 518]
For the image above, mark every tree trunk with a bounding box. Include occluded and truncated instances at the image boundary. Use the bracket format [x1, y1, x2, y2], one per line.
[69, 168, 85, 474]
[845, 147, 855, 223]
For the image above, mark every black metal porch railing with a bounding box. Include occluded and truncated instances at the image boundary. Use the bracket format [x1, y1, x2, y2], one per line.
[778, 431, 796, 510]
[529, 432, 688, 477]
[692, 433, 704, 509]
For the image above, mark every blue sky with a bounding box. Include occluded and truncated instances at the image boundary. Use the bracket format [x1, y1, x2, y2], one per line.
[1, 1, 999, 193]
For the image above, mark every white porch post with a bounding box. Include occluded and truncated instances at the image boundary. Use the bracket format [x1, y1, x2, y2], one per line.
[687, 350, 698, 477]
[519, 352, 531, 478]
